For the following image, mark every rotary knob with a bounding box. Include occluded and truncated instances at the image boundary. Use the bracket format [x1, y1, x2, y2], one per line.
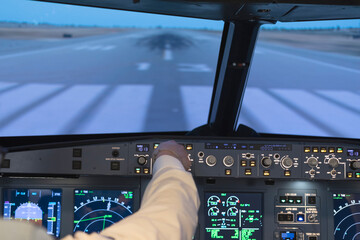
[307, 157, 318, 168]
[223, 156, 234, 167]
[328, 158, 339, 168]
[137, 156, 147, 165]
[281, 156, 293, 168]
[261, 157, 272, 168]
[206, 155, 217, 167]
[350, 161, 360, 170]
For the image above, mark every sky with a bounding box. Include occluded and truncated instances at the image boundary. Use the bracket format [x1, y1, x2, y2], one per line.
[0, 0, 359, 30]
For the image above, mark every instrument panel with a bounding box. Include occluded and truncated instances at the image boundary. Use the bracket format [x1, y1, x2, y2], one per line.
[0, 136, 360, 239]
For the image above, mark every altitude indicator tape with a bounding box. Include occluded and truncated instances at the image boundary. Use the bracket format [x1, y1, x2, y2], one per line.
[333, 193, 360, 239]
[2, 188, 62, 238]
[74, 190, 134, 234]
[205, 192, 263, 240]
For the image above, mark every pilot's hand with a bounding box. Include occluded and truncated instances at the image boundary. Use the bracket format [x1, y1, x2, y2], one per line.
[153, 140, 191, 171]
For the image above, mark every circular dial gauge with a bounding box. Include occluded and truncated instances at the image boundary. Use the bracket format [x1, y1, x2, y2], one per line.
[207, 195, 221, 207]
[74, 191, 133, 234]
[226, 196, 240, 207]
[227, 207, 239, 217]
[208, 207, 220, 216]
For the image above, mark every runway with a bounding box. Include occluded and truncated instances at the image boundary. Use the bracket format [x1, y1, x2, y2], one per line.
[0, 29, 359, 138]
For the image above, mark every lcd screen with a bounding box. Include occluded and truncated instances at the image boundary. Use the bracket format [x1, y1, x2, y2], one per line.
[3, 188, 62, 237]
[74, 190, 134, 233]
[333, 193, 360, 239]
[205, 192, 263, 239]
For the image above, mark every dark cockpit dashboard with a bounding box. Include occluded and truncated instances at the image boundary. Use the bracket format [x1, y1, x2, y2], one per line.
[1, 135, 360, 239]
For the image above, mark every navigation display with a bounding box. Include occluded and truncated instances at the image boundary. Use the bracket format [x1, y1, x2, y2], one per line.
[205, 192, 263, 239]
[74, 190, 134, 233]
[333, 193, 360, 239]
[3, 188, 62, 237]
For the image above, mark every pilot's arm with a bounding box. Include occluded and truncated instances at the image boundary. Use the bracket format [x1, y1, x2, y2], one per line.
[63, 140, 200, 240]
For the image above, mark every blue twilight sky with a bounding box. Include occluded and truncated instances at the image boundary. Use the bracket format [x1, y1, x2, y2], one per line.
[0, 0, 359, 30]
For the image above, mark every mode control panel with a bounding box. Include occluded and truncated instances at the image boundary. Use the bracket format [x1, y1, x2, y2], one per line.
[2, 137, 360, 180]
[274, 190, 320, 240]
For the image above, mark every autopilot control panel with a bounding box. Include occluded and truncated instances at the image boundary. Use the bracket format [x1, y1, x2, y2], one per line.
[1, 136, 360, 239]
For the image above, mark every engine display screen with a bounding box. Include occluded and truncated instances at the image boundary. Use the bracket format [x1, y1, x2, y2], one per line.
[205, 192, 263, 239]
[3, 188, 62, 237]
[74, 189, 134, 234]
[333, 193, 360, 239]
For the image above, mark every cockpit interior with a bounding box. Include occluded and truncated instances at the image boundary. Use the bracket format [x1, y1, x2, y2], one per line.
[0, 0, 360, 239]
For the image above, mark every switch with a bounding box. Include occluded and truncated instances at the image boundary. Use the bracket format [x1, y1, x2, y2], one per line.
[304, 147, 311, 153]
[348, 172, 353, 178]
[73, 148, 82, 158]
[143, 168, 149, 174]
[329, 147, 335, 153]
[250, 160, 256, 167]
[263, 170, 270, 176]
[1, 159, 10, 168]
[186, 144, 193, 150]
[312, 147, 319, 153]
[241, 160, 247, 167]
[135, 168, 141, 174]
[284, 170, 291, 176]
[245, 169, 252, 175]
[280, 196, 287, 203]
[297, 214, 305, 222]
[110, 161, 120, 170]
[72, 160, 82, 170]
[225, 169, 231, 175]
[320, 147, 327, 153]
[308, 196, 316, 204]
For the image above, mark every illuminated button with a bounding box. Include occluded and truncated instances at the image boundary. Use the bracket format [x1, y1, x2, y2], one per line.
[143, 168, 149, 174]
[135, 168, 141, 174]
[295, 196, 303, 204]
[241, 160, 247, 167]
[186, 144, 193, 150]
[337, 147, 343, 153]
[280, 196, 287, 203]
[320, 147, 327, 153]
[153, 143, 159, 149]
[297, 214, 305, 222]
[312, 147, 319, 153]
[245, 169, 252, 175]
[348, 172, 353, 178]
[263, 170, 270, 176]
[356, 172, 360, 178]
[284, 170, 291, 176]
[304, 147, 311, 153]
[250, 160, 256, 167]
[329, 147, 335, 153]
[288, 198, 294, 204]
[225, 169, 231, 175]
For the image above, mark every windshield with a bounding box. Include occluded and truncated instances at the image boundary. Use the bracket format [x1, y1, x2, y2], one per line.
[238, 20, 360, 138]
[0, 0, 223, 136]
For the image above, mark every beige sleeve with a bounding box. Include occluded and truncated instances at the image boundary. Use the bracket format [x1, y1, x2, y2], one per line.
[62, 155, 200, 240]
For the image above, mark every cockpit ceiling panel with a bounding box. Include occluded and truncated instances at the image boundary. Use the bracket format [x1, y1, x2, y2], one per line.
[35, 0, 360, 21]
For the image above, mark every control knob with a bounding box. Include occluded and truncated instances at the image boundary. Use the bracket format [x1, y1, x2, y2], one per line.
[206, 155, 217, 167]
[350, 161, 360, 170]
[261, 157, 272, 168]
[328, 158, 339, 168]
[307, 157, 318, 168]
[223, 156, 234, 167]
[137, 156, 147, 165]
[281, 156, 293, 168]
